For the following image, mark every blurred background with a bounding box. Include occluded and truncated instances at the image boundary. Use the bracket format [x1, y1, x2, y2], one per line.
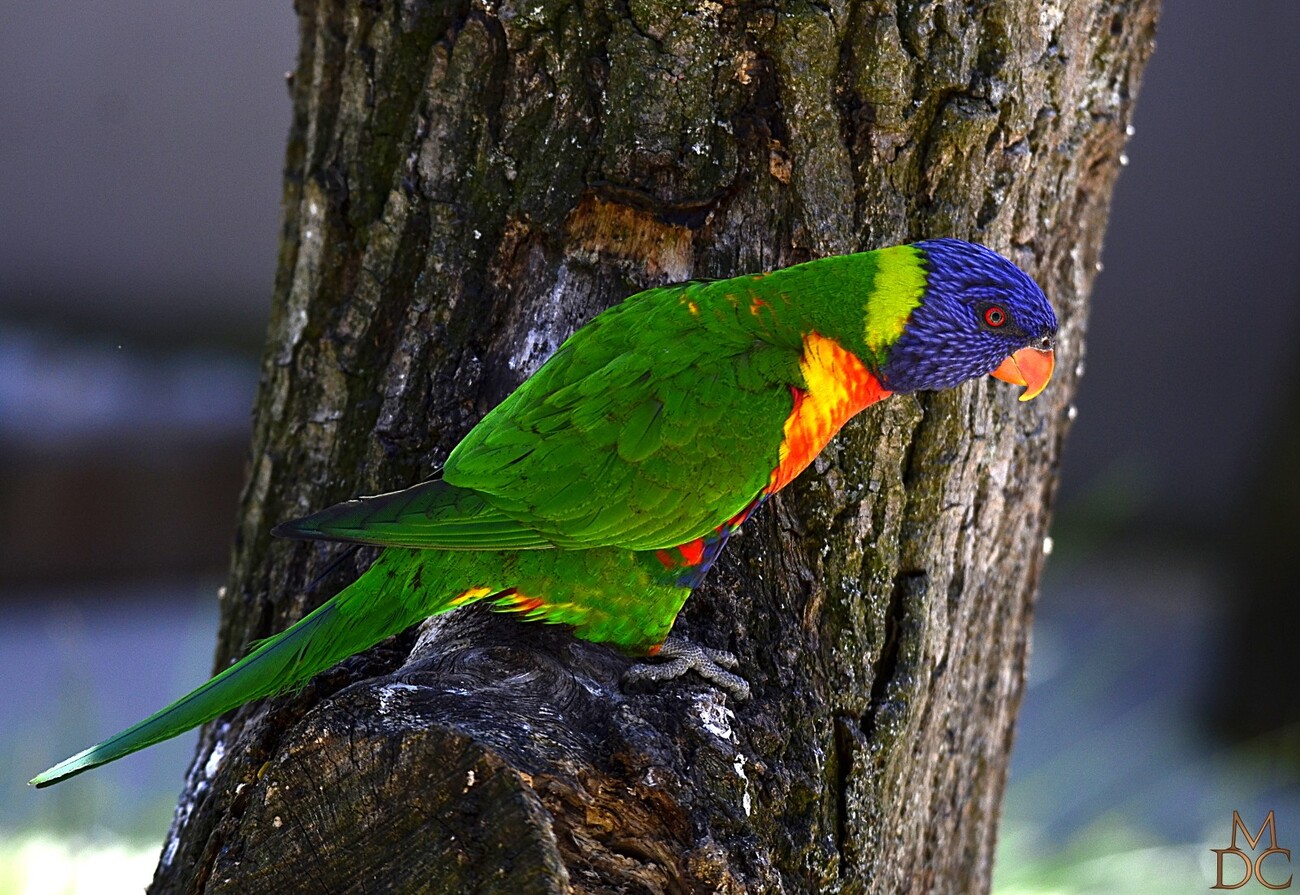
[1, 1, 1297, 892]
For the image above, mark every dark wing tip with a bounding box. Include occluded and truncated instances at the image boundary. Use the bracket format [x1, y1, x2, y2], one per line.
[271, 518, 321, 540]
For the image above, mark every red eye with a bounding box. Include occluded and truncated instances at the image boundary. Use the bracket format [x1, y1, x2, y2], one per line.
[983, 306, 1006, 327]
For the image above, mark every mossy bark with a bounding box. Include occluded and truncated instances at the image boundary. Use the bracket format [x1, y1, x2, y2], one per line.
[150, 0, 1157, 891]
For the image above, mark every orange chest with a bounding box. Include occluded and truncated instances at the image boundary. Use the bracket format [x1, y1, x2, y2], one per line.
[766, 333, 890, 495]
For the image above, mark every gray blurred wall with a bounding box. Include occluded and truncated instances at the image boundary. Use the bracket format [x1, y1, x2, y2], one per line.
[0, 2, 297, 343]
[1063, 0, 1300, 531]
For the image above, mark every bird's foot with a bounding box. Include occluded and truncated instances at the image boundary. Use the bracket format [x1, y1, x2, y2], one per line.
[623, 636, 751, 701]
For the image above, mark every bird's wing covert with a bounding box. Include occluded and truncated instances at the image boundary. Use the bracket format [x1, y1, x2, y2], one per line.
[444, 284, 803, 551]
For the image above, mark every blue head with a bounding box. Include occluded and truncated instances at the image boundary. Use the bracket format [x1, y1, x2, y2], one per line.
[878, 238, 1058, 399]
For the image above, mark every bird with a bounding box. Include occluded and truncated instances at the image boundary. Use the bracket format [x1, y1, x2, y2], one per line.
[31, 237, 1056, 787]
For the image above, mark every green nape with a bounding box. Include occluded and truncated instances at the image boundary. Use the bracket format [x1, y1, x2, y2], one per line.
[860, 244, 926, 356]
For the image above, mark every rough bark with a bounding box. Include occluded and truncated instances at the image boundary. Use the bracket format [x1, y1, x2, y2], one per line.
[151, 0, 1157, 891]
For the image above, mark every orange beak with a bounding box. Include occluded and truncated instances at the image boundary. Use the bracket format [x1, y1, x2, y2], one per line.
[991, 346, 1055, 402]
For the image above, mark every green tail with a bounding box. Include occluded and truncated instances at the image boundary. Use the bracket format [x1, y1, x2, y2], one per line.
[30, 549, 455, 787]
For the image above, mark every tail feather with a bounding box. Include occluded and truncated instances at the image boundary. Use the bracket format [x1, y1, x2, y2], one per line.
[30, 551, 463, 787]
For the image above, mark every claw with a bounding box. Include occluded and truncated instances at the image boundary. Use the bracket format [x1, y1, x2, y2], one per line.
[622, 636, 751, 701]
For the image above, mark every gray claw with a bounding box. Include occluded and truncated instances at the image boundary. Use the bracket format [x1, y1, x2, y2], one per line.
[623, 636, 751, 701]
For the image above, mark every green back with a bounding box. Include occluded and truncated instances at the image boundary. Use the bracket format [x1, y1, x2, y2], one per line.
[443, 249, 924, 551]
[281, 249, 924, 554]
[444, 279, 801, 550]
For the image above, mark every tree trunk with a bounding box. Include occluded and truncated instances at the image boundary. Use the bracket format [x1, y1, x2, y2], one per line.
[150, 0, 1156, 891]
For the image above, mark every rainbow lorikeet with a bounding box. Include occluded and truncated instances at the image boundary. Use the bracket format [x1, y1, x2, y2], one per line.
[31, 238, 1056, 787]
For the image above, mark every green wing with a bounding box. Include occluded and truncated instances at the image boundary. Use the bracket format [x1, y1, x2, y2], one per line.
[443, 281, 803, 551]
[277, 279, 805, 554]
[272, 477, 564, 549]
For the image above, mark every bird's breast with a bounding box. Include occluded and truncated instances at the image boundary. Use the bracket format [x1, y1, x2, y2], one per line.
[766, 333, 890, 494]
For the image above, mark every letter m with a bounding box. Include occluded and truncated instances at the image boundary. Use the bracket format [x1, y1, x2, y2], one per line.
[1231, 811, 1281, 851]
